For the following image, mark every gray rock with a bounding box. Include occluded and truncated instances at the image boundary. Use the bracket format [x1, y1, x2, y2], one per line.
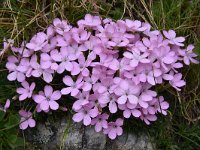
[62, 122, 83, 150]
[83, 127, 107, 150]
[110, 132, 137, 150]
[22, 117, 154, 150]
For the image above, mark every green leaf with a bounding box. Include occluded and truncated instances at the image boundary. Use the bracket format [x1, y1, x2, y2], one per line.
[6, 134, 17, 144]
[4, 115, 19, 128]
[0, 142, 2, 150]
[0, 111, 5, 122]
[15, 137, 24, 147]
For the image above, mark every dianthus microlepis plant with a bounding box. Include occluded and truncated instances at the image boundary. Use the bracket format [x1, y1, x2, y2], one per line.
[1, 14, 199, 140]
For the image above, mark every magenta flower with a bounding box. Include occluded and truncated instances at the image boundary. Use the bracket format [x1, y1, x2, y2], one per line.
[72, 105, 99, 126]
[16, 81, 35, 101]
[103, 118, 124, 139]
[33, 85, 61, 111]
[91, 113, 109, 132]
[61, 75, 84, 96]
[19, 110, 36, 130]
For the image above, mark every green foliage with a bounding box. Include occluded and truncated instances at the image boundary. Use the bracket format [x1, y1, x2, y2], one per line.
[0, 111, 23, 150]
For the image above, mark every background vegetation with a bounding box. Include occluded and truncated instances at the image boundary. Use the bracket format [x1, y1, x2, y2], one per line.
[0, 0, 200, 149]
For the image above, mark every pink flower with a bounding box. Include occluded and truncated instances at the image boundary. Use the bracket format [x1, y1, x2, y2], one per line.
[169, 73, 186, 91]
[51, 48, 73, 73]
[4, 14, 199, 139]
[72, 27, 91, 43]
[163, 30, 185, 46]
[70, 54, 92, 76]
[72, 91, 90, 111]
[138, 90, 157, 108]
[108, 58, 133, 72]
[19, 110, 36, 130]
[97, 77, 116, 94]
[30, 55, 54, 83]
[72, 105, 99, 126]
[103, 118, 124, 139]
[78, 14, 101, 27]
[6, 56, 27, 82]
[67, 43, 87, 61]
[99, 93, 118, 113]
[125, 19, 146, 32]
[26, 32, 48, 51]
[140, 113, 157, 125]
[98, 23, 129, 47]
[123, 49, 150, 67]
[114, 80, 140, 105]
[178, 44, 199, 65]
[91, 113, 109, 132]
[11, 41, 33, 57]
[118, 104, 141, 118]
[137, 64, 162, 85]
[40, 52, 58, 70]
[61, 76, 84, 96]
[53, 18, 71, 35]
[82, 75, 98, 92]
[33, 85, 61, 111]
[16, 81, 35, 101]
[156, 96, 169, 115]
[0, 99, 10, 112]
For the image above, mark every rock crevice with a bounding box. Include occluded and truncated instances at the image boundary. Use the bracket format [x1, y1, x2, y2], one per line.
[23, 117, 153, 150]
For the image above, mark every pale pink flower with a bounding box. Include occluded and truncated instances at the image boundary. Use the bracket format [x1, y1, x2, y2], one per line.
[61, 76, 84, 96]
[19, 110, 36, 130]
[33, 85, 61, 111]
[103, 118, 123, 139]
[53, 18, 71, 35]
[91, 113, 109, 132]
[72, 105, 99, 126]
[26, 32, 48, 51]
[16, 81, 35, 101]
[163, 30, 185, 46]
[0, 99, 10, 112]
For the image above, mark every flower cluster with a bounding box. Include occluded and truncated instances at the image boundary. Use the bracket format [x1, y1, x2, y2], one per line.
[4, 14, 199, 139]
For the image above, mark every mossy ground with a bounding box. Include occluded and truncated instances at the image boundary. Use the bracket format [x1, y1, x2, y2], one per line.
[0, 0, 200, 149]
